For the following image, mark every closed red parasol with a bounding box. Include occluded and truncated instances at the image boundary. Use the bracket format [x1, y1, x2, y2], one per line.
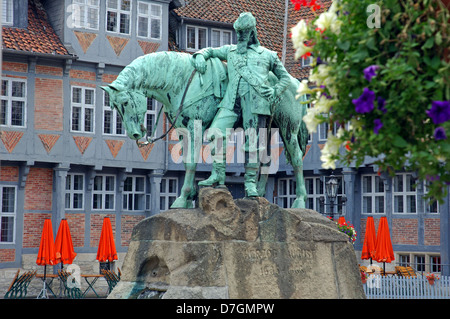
[36, 219, 57, 298]
[361, 216, 377, 264]
[374, 216, 395, 273]
[338, 216, 346, 225]
[55, 219, 77, 266]
[96, 217, 118, 263]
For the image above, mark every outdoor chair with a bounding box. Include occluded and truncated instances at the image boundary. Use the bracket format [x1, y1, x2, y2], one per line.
[58, 270, 82, 299]
[101, 268, 121, 294]
[4, 270, 36, 299]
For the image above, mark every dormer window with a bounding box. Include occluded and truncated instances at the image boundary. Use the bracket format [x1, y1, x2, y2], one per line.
[186, 25, 207, 51]
[106, 0, 131, 35]
[2, 0, 13, 26]
[211, 29, 232, 47]
[72, 0, 100, 30]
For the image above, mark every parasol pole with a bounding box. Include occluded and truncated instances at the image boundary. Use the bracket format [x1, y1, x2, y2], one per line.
[37, 265, 48, 299]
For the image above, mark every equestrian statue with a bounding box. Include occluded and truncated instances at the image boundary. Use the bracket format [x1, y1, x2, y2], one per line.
[101, 12, 309, 209]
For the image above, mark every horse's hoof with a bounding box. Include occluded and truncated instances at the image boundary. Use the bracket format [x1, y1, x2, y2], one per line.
[170, 197, 188, 209]
[291, 198, 306, 209]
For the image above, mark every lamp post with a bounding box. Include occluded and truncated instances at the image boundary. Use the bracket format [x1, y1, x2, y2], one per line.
[319, 175, 346, 219]
[326, 175, 339, 219]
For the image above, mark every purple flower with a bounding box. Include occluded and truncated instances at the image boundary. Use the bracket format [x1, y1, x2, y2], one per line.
[427, 101, 450, 125]
[374, 119, 383, 134]
[434, 126, 447, 140]
[363, 65, 379, 82]
[352, 88, 375, 113]
[426, 175, 440, 181]
[378, 97, 387, 114]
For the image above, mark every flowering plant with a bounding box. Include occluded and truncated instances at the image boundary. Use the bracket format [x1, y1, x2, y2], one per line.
[360, 269, 368, 281]
[291, 0, 450, 202]
[328, 217, 357, 243]
[426, 273, 440, 281]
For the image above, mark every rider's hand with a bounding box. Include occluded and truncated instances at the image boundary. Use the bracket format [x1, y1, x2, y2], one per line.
[193, 55, 207, 74]
[260, 85, 276, 100]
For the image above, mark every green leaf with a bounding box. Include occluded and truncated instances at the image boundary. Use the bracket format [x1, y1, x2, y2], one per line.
[435, 32, 442, 45]
[337, 40, 351, 51]
[393, 136, 408, 148]
[422, 37, 434, 50]
[365, 37, 377, 51]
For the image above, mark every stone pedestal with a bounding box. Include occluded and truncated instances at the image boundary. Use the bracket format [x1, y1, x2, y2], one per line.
[109, 187, 365, 299]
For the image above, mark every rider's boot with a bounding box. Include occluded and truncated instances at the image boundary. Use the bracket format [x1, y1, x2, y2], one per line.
[198, 162, 226, 187]
[244, 163, 259, 197]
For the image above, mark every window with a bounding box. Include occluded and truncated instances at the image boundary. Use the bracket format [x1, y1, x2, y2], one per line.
[277, 178, 297, 208]
[361, 175, 385, 214]
[103, 91, 125, 136]
[424, 182, 439, 213]
[65, 174, 84, 210]
[1, 78, 26, 127]
[71, 86, 95, 133]
[106, 0, 131, 35]
[137, 2, 162, 40]
[72, 0, 99, 30]
[0, 185, 16, 243]
[160, 178, 177, 211]
[211, 29, 232, 47]
[186, 25, 207, 51]
[430, 256, 441, 273]
[302, 55, 312, 67]
[2, 0, 13, 25]
[393, 173, 417, 213]
[305, 177, 324, 212]
[145, 98, 159, 138]
[123, 176, 146, 211]
[398, 254, 410, 267]
[415, 255, 426, 272]
[92, 175, 115, 210]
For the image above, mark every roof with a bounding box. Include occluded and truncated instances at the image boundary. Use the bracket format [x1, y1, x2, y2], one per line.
[2, 0, 70, 57]
[173, 0, 332, 79]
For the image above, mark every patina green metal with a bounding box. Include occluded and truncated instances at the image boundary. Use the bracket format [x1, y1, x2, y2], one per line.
[101, 12, 309, 209]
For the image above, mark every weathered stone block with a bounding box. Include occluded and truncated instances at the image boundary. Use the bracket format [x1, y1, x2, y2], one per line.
[109, 187, 365, 299]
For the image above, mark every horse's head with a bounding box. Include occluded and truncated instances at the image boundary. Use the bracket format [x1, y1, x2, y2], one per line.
[101, 84, 147, 140]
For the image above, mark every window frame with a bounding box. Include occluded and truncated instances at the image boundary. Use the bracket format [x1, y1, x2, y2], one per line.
[72, 0, 100, 30]
[122, 175, 146, 211]
[186, 25, 208, 52]
[159, 177, 178, 211]
[106, 0, 132, 35]
[145, 98, 160, 138]
[361, 174, 386, 214]
[1, 78, 27, 128]
[103, 91, 125, 136]
[71, 86, 95, 133]
[211, 28, 233, 47]
[304, 176, 324, 212]
[0, 185, 17, 244]
[92, 175, 116, 211]
[65, 173, 85, 210]
[392, 173, 417, 214]
[137, 1, 162, 40]
[2, 0, 13, 25]
[301, 55, 312, 67]
[424, 181, 439, 214]
[277, 177, 297, 209]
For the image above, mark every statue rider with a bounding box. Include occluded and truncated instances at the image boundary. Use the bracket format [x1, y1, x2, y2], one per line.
[192, 12, 292, 197]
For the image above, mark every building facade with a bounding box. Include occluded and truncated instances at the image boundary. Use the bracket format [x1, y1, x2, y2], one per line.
[1, 0, 449, 289]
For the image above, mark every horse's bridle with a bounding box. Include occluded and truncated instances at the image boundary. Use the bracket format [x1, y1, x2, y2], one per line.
[136, 68, 198, 148]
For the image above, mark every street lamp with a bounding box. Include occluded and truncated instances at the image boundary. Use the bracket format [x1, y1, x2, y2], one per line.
[326, 175, 339, 218]
[319, 175, 346, 219]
